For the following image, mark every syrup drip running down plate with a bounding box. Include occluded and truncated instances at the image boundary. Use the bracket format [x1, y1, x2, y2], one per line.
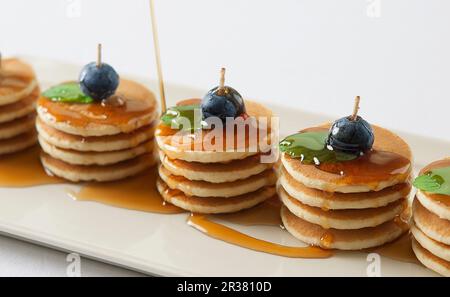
[0, 57, 448, 276]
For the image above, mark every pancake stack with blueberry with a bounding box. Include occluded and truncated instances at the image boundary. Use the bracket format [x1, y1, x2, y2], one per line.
[37, 45, 158, 182]
[156, 68, 277, 213]
[278, 97, 413, 250]
[0, 57, 39, 155]
[411, 158, 450, 276]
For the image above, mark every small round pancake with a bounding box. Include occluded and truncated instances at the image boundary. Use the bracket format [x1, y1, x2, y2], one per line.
[412, 224, 450, 262]
[157, 178, 275, 214]
[281, 205, 408, 250]
[156, 100, 274, 163]
[159, 151, 272, 183]
[280, 167, 411, 210]
[159, 165, 276, 198]
[412, 238, 450, 277]
[0, 114, 36, 140]
[37, 79, 158, 137]
[413, 198, 450, 245]
[417, 190, 450, 221]
[0, 131, 37, 155]
[415, 159, 450, 221]
[0, 58, 38, 106]
[281, 125, 412, 193]
[279, 186, 406, 230]
[39, 136, 154, 166]
[0, 88, 38, 124]
[40, 152, 157, 182]
[36, 118, 155, 152]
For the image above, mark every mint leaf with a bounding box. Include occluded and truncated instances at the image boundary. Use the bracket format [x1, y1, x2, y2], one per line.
[42, 82, 94, 104]
[160, 104, 203, 132]
[279, 131, 357, 164]
[413, 166, 450, 195]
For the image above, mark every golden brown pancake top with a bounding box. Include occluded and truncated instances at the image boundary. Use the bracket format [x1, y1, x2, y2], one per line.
[38, 79, 157, 127]
[283, 125, 412, 187]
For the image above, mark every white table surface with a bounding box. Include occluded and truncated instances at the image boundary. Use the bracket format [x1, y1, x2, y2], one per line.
[0, 0, 449, 276]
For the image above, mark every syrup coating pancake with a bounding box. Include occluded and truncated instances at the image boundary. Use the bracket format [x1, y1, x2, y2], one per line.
[412, 224, 450, 262]
[157, 178, 275, 214]
[282, 125, 412, 193]
[279, 167, 411, 210]
[413, 198, 450, 245]
[0, 131, 37, 155]
[0, 58, 38, 106]
[36, 118, 156, 152]
[41, 152, 157, 182]
[155, 100, 274, 163]
[159, 165, 276, 198]
[37, 79, 158, 137]
[39, 136, 154, 166]
[281, 205, 408, 250]
[279, 186, 406, 230]
[412, 238, 450, 277]
[0, 88, 38, 123]
[159, 151, 272, 183]
[0, 114, 36, 140]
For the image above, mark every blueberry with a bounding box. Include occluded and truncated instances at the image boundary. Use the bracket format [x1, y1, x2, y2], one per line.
[327, 116, 374, 155]
[79, 62, 119, 101]
[201, 86, 245, 122]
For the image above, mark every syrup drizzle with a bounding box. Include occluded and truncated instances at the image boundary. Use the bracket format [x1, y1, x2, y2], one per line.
[0, 147, 417, 263]
[0, 146, 62, 187]
[188, 213, 332, 259]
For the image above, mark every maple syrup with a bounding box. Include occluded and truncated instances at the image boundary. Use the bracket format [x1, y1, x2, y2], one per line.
[38, 79, 156, 129]
[69, 169, 184, 214]
[0, 146, 61, 187]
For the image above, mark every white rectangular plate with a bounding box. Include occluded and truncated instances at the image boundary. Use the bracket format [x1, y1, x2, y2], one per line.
[0, 57, 448, 277]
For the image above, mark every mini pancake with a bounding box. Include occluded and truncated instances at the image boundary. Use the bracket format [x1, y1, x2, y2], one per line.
[281, 205, 408, 250]
[0, 131, 37, 155]
[279, 186, 406, 230]
[40, 152, 157, 182]
[37, 79, 158, 137]
[156, 100, 274, 163]
[412, 224, 450, 262]
[39, 136, 154, 166]
[36, 118, 156, 152]
[413, 198, 450, 245]
[282, 125, 412, 193]
[412, 238, 450, 277]
[415, 159, 450, 221]
[159, 165, 276, 198]
[157, 178, 276, 214]
[0, 58, 38, 106]
[279, 166, 411, 210]
[0, 88, 38, 123]
[159, 151, 272, 183]
[0, 114, 36, 140]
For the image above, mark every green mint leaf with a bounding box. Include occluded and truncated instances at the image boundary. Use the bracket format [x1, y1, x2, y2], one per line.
[160, 104, 203, 132]
[413, 166, 450, 195]
[42, 82, 94, 104]
[279, 131, 357, 164]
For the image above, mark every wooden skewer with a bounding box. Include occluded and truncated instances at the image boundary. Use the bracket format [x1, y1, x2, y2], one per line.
[149, 0, 167, 113]
[218, 67, 226, 95]
[351, 96, 361, 121]
[97, 43, 102, 67]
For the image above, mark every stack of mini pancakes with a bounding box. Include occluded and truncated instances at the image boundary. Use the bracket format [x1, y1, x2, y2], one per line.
[156, 100, 277, 214]
[412, 158, 450, 276]
[279, 125, 413, 250]
[0, 58, 39, 155]
[37, 79, 158, 182]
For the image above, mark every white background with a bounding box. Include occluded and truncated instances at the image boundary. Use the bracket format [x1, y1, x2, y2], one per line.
[0, 0, 449, 276]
